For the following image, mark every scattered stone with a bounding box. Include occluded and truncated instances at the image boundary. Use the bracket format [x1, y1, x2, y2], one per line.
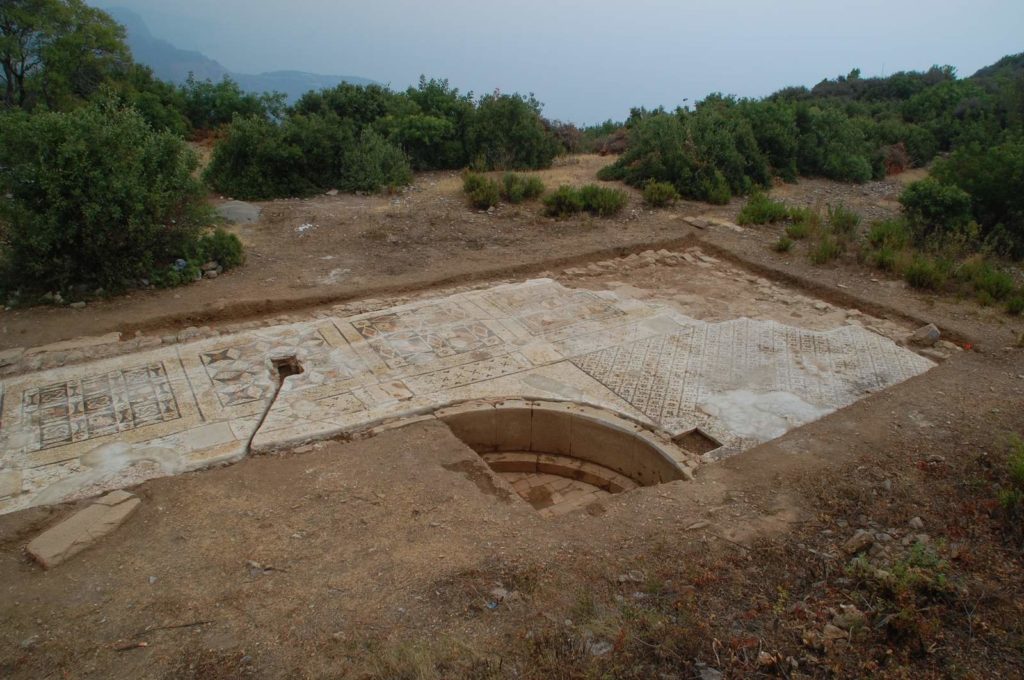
[616, 570, 645, 583]
[757, 651, 776, 668]
[822, 623, 847, 641]
[201, 261, 219, 272]
[326, 189, 339, 196]
[908, 323, 941, 347]
[813, 302, 830, 312]
[204, 269, 219, 279]
[0, 346, 25, 367]
[215, 200, 261, 224]
[684, 216, 711, 229]
[587, 640, 613, 657]
[908, 516, 925, 530]
[69, 301, 86, 309]
[843, 529, 875, 554]
[27, 490, 141, 569]
[919, 348, 948, 362]
[695, 663, 723, 680]
[801, 628, 823, 650]
[832, 604, 867, 631]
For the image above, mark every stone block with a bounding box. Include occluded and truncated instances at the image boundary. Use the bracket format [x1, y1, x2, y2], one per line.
[437, 404, 496, 452]
[0, 470, 22, 499]
[494, 407, 532, 452]
[27, 490, 141, 569]
[481, 452, 538, 473]
[530, 407, 571, 455]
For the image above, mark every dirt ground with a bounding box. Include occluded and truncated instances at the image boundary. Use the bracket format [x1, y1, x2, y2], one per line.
[1, 158, 1023, 678]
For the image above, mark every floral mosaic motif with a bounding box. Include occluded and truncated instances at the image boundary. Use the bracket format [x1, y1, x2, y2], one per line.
[201, 347, 273, 406]
[21, 363, 180, 451]
[352, 315, 502, 369]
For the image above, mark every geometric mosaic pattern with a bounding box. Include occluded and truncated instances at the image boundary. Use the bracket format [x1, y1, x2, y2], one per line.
[0, 278, 936, 515]
[21, 363, 180, 451]
[571, 320, 935, 437]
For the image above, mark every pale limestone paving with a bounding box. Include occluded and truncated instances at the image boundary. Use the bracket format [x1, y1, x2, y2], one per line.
[0, 278, 935, 515]
[26, 489, 141, 569]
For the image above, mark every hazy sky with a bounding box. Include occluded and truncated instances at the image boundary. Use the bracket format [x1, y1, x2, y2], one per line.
[102, 0, 1023, 124]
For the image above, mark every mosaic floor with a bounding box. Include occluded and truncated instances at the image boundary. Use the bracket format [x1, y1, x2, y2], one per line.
[0, 279, 935, 515]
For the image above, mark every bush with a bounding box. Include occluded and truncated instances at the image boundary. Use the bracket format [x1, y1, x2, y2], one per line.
[345, 129, 414, 192]
[868, 218, 911, 249]
[738, 193, 790, 225]
[462, 171, 488, 194]
[903, 255, 949, 290]
[932, 139, 1024, 258]
[501, 173, 545, 203]
[197, 228, 245, 269]
[181, 75, 284, 131]
[468, 178, 501, 210]
[466, 93, 560, 170]
[205, 114, 412, 199]
[808, 232, 844, 264]
[828, 203, 861, 234]
[998, 436, 1024, 546]
[579, 185, 628, 216]
[773, 236, 794, 253]
[643, 181, 679, 208]
[957, 259, 1015, 300]
[0, 101, 211, 291]
[1007, 295, 1024, 315]
[543, 186, 585, 218]
[899, 178, 974, 245]
[786, 221, 812, 240]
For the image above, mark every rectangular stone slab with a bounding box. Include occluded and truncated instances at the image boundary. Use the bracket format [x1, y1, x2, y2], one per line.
[27, 490, 141, 569]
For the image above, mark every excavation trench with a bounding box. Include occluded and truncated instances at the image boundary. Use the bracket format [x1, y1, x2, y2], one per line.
[435, 401, 701, 517]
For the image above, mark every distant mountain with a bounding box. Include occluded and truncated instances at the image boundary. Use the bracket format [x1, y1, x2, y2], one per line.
[103, 6, 376, 101]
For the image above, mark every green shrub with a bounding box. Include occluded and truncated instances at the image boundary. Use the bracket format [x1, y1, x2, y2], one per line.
[998, 436, 1024, 545]
[205, 114, 412, 199]
[786, 221, 812, 240]
[958, 259, 1015, 300]
[0, 101, 211, 291]
[463, 171, 488, 194]
[543, 186, 585, 218]
[1007, 295, 1024, 315]
[643, 181, 679, 207]
[501, 173, 545, 203]
[468, 179, 501, 210]
[903, 255, 949, 290]
[738, 193, 790, 225]
[900, 178, 974, 245]
[181, 75, 284, 131]
[787, 206, 820, 226]
[870, 245, 900, 272]
[345, 129, 414, 192]
[465, 93, 560, 170]
[197, 228, 245, 269]
[828, 203, 861, 234]
[579, 184, 628, 216]
[868, 218, 911, 249]
[932, 139, 1024, 258]
[773, 236, 794, 253]
[808, 232, 844, 264]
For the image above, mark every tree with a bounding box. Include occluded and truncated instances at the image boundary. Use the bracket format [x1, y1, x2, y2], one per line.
[0, 98, 210, 289]
[0, 0, 127, 109]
